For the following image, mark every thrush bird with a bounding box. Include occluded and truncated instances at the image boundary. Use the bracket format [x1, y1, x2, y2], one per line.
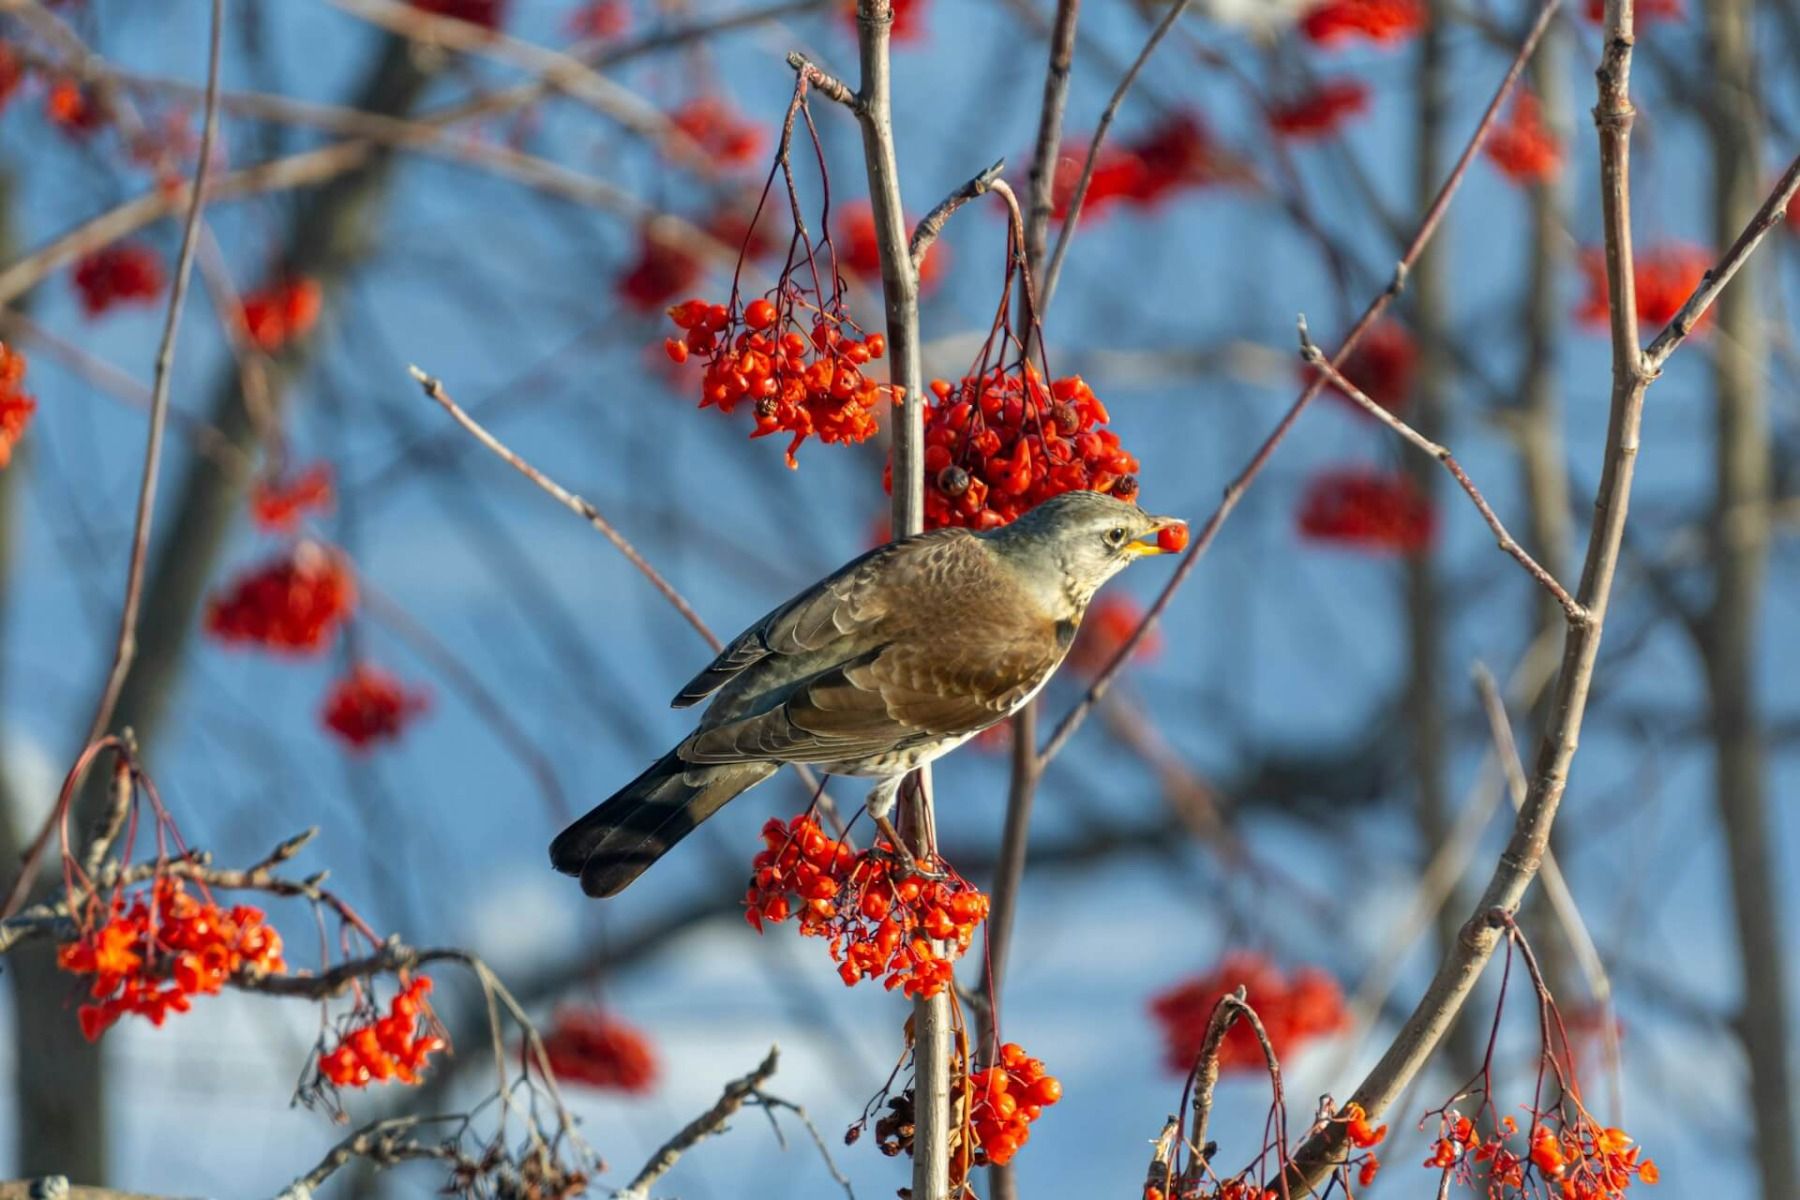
[550, 490, 1181, 898]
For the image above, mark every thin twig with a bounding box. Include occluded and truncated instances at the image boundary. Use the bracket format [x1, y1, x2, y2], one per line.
[1036, 0, 1561, 771]
[407, 365, 721, 652]
[0, 0, 225, 925]
[1021, 0, 1082, 284]
[1296, 317, 1586, 623]
[617, 1047, 781, 1200]
[909, 158, 1006, 272]
[1039, 0, 1195, 313]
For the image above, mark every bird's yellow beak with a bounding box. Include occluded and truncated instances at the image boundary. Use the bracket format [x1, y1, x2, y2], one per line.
[1125, 515, 1186, 557]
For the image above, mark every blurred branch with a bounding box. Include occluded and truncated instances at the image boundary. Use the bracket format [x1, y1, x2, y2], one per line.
[1038, 0, 1560, 769]
[1040, 0, 1193, 313]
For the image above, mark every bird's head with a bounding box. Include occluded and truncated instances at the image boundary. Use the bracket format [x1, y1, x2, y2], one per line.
[986, 490, 1184, 616]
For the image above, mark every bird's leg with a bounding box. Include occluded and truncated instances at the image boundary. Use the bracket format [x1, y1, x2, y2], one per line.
[866, 775, 945, 879]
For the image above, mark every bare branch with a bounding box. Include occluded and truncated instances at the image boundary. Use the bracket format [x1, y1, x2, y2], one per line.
[909, 158, 1006, 272]
[1038, 0, 1562, 770]
[1296, 316, 1586, 623]
[617, 1047, 781, 1200]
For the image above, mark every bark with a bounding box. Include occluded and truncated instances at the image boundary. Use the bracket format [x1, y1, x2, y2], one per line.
[1700, 0, 1796, 1189]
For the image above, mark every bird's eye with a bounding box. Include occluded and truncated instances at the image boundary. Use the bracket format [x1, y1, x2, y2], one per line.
[1106, 527, 1128, 547]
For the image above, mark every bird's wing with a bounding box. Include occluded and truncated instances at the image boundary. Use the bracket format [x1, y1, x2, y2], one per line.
[678, 628, 1061, 766]
[670, 528, 978, 708]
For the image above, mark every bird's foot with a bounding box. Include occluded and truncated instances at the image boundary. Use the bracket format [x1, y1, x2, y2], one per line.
[869, 814, 947, 880]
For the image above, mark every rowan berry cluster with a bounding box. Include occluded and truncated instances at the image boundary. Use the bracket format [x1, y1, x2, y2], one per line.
[668, 95, 765, 170]
[665, 295, 891, 468]
[743, 813, 989, 999]
[1576, 243, 1709, 331]
[321, 665, 430, 750]
[541, 1006, 660, 1094]
[901, 367, 1140, 530]
[1052, 112, 1238, 222]
[1297, 468, 1435, 554]
[1268, 81, 1369, 140]
[0, 342, 34, 469]
[72, 243, 164, 317]
[1149, 952, 1349, 1074]
[241, 276, 323, 352]
[1424, 1110, 1658, 1198]
[964, 1043, 1063, 1168]
[1485, 92, 1563, 185]
[251, 462, 334, 532]
[317, 975, 447, 1089]
[1307, 320, 1416, 415]
[1299, 0, 1427, 45]
[204, 541, 356, 653]
[58, 877, 287, 1041]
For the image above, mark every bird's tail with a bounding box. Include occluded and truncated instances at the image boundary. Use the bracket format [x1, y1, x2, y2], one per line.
[550, 751, 776, 898]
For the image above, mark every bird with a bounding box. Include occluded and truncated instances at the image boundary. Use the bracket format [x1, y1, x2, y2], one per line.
[550, 489, 1183, 898]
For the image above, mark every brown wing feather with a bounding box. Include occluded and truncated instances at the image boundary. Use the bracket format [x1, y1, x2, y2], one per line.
[671, 531, 975, 709]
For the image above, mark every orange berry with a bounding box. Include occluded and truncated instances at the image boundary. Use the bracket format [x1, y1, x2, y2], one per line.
[1156, 523, 1189, 553]
[745, 298, 777, 329]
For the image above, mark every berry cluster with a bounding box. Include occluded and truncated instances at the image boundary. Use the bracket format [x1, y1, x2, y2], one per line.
[1299, 0, 1427, 46]
[408, 0, 507, 27]
[1149, 952, 1349, 1074]
[317, 975, 447, 1088]
[743, 814, 989, 999]
[668, 95, 765, 170]
[204, 542, 356, 653]
[242, 276, 323, 352]
[541, 1006, 660, 1094]
[72, 244, 164, 317]
[1576, 243, 1709, 331]
[965, 1043, 1063, 1168]
[1268, 81, 1369, 140]
[1067, 595, 1163, 677]
[665, 296, 891, 468]
[902, 367, 1140, 530]
[1297, 468, 1435, 554]
[1425, 1111, 1658, 1198]
[1052, 112, 1239, 222]
[1338, 1102, 1388, 1189]
[617, 225, 704, 312]
[0, 343, 34, 469]
[321, 665, 430, 750]
[46, 77, 105, 137]
[251, 462, 334, 532]
[1485, 92, 1563, 186]
[1307, 320, 1416, 415]
[58, 877, 287, 1041]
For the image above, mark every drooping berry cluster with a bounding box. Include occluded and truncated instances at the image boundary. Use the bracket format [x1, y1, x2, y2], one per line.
[317, 975, 447, 1088]
[1424, 1111, 1658, 1198]
[1485, 92, 1563, 186]
[665, 296, 891, 468]
[0, 342, 34, 469]
[743, 813, 988, 999]
[1268, 81, 1370, 140]
[72, 243, 165, 317]
[903, 367, 1140, 530]
[668, 95, 765, 170]
[541, 1006, 660, 1094]
[1576, 243, 1709, 331]
[1297, 468, 1435, 554]
[1052, 112, 1241, 222]
[965, 1043, 1063, 1169]
[241, 276, 323, 352]
[1299, 0, 1427, 46]
[1149, 952, 1349, 1075]
[58, 877, 287, 1041]
[204, 541, 356, 653]
[251, 462, 334, 533]
[321, 665, 430, 750]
